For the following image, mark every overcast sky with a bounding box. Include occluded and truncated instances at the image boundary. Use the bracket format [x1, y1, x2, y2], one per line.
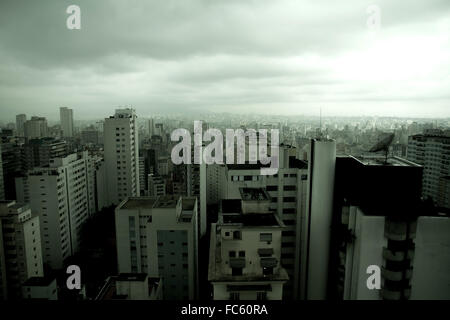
[0, 0, 449, 121]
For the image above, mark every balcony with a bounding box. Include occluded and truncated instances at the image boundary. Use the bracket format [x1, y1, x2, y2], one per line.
[260, 257, 278, 268]
[382, 247, 415, 261]
[380, 287, 411, 300]
[381, 267, 413, 281]
[384, 220, 416, 241]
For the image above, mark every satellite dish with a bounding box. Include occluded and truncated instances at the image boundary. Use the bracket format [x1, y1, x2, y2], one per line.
[369, 133, 395, 163]
[369, 133, 395, 152]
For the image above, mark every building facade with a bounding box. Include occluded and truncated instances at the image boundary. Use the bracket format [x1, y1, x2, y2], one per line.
[0, 201, 44, 300]
[209, 188, 288, 300]
[15, 152, 94, 270]
[104, 108, 140, 205]
[115, 196, 198, 300]
[60, 107, 74, 138]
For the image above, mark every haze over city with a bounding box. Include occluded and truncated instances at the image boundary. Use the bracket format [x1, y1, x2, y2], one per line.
[1, 0, 449, 120]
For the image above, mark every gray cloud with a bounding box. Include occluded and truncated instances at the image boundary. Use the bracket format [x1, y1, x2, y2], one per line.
[0, 0, 449, 120]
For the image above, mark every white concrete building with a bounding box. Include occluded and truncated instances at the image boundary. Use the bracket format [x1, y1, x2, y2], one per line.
[219, 145, 308, 299]
[104, 108, 140, 205]
[22, 276, 58, 300]
[115, 196, 198, 300]
[0, 201, 44, 300]
[339, 206, 450, 300]
[407, 129, 450, 208]
[208, 188, 289, 300]
[15, 152, 93, 270]
[59, 107, 74, 138]
[300, 138, 336, 300]
[96, 273, 162, 300]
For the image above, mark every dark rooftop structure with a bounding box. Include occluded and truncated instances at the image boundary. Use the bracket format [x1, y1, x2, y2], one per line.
[116, 273, 147, 282]
[334, 155, 424, 216]
[22, 276, 56, 287]
[219, 199, 283, 227]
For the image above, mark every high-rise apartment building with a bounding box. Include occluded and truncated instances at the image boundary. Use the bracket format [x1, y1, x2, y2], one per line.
[407, 129, 450, 208]
[24, 117, 48, 139]
[330, 154, 449, 300]
[208, 188, 289, 300]
[15, 114, 26, 137]
[338, 205, 449, 300]
[21, 138, 68, 171]
[148, 118, 154, 137]
[15, 152, 94, 270]
[0, 201, 44, 300]
[1, 142, 22, 200]
[104, 108, 140, 206]
[299, 138, 336, 300]
[59, 107, 74, 138]
[219, 145, 308, 299]
[115, 196, 198, 300]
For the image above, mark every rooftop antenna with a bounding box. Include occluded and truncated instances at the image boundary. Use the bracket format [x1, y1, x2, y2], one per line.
[369, 132, 395, 164]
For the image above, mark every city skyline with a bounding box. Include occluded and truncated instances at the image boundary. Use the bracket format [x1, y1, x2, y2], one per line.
[0, 0, 449, 305]
[0, 0, 449, 120]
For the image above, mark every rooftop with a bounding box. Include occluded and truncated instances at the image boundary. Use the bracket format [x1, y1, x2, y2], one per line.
[116, 273, 147, 282]
[22, 276, 56, 287]
[226, 162, 270, 171]
[153, 195, 178, 208]
[219, 199, 283, 227]
[119, 196, 194, 211]
[120, 198, 157, 210]
[354, 155, 421, 167]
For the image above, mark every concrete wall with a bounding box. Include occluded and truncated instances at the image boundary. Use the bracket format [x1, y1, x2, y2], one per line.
[410, 216, 450, 300]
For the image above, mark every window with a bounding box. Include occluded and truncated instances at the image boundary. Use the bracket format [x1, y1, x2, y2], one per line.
[233, 231, 241, 240]
[230, 292, 240, 300]
[260, 233, 272, 242]
[229, 251, 236, 258]
[257, 292, 267, 300]
[283, 197, 296, 203]
[263, 267, 273, 276]
[238, 251, 245, 257]
[232, 268, 243, 276]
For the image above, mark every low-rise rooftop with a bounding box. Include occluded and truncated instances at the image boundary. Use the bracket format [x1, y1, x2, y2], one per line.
[354, 155, 421, 167]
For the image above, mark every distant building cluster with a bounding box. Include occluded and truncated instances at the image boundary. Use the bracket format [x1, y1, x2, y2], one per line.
[0, 108, 449, 300]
